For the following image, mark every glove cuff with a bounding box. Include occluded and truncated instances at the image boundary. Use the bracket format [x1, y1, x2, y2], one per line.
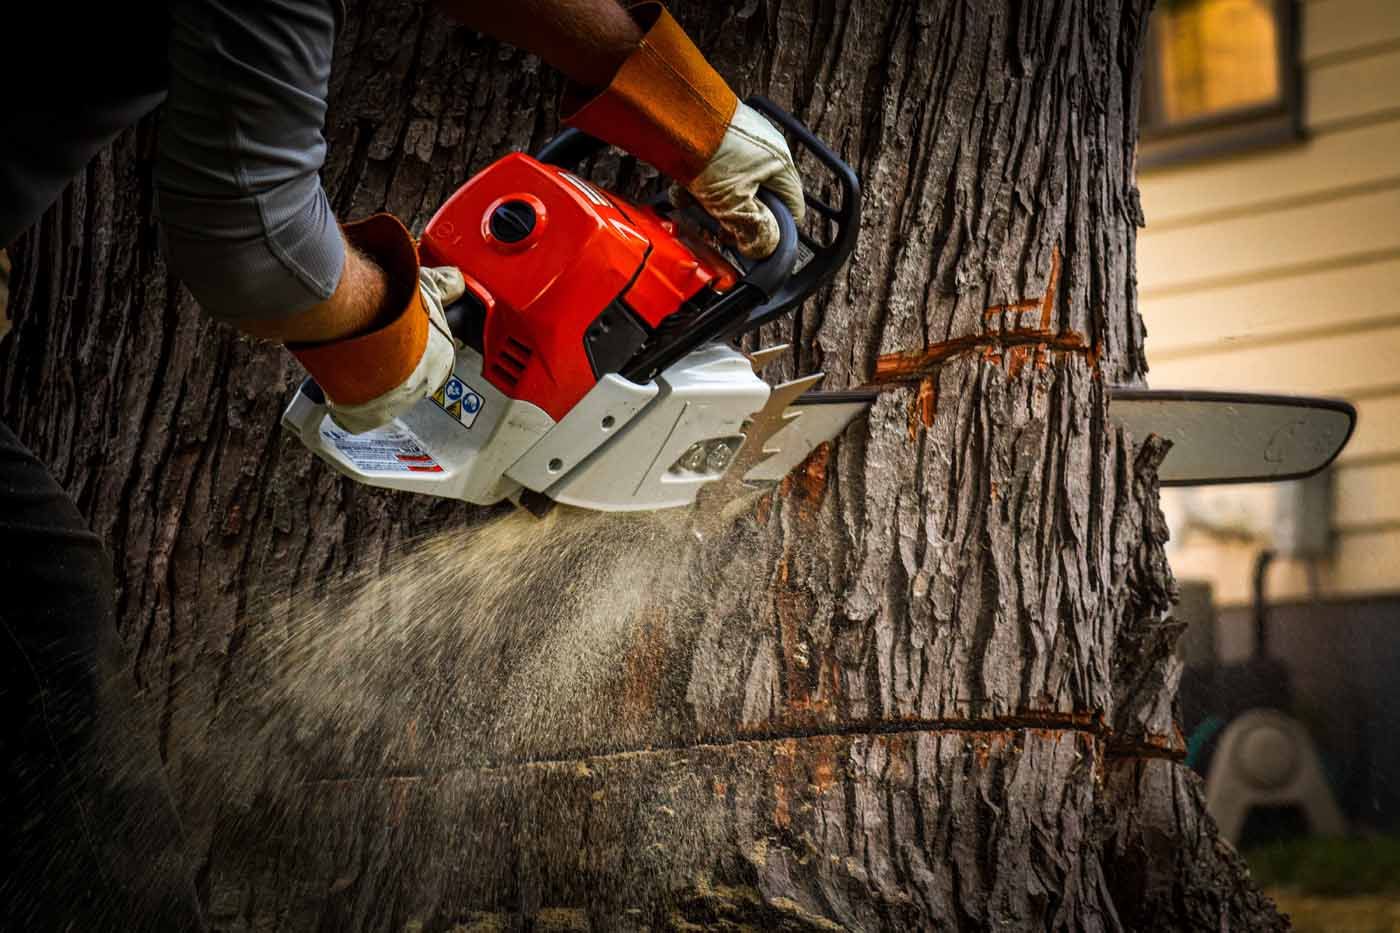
[289, 213, 429, 407]
[561, 3, 739, 185]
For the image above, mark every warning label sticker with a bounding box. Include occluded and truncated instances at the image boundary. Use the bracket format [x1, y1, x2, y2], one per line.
[430, 375, 485, 429]
[320, 422, 444, 474]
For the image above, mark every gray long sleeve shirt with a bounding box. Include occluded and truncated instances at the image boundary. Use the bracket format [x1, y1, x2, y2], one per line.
[2, 0, 346, 321]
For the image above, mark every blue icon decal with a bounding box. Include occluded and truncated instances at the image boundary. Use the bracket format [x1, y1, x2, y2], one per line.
[431, 376, 485, 429]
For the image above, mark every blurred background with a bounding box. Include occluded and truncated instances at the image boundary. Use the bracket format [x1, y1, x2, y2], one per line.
[1137, 0, 1400, 926]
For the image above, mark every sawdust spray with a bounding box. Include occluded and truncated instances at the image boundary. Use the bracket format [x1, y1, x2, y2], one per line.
[200, 505, 707, 810]
[162, 491, 776, 922]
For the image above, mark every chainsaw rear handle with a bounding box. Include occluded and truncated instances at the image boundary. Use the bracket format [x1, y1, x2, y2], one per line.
[533, 95, 860, 332]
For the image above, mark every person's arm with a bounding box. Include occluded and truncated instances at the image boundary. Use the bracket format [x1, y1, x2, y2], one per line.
[237, 243, 388, 344]
[240, 1, 642, 347]
[246, 0, 647, 346]
[155, 0, 464, 436]
[438, 0, 641, 89]
[444, 0, 805, 259]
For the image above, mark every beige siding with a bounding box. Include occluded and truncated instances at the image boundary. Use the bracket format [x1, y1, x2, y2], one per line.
[1309, 43, 1400, 129]
[1166, 527, 1400, 605]
[1344, 393, 1400, 463]
[1334, 460, 1400, 530]
[1140, 0, 1400, 606]
[1147, 324, 1400, 396]
[1304, 0, 1400, 63]
[1144, 254, 1400, 359]
[1140, 119, 1400, 229]
[1139, 186, 1400, 294]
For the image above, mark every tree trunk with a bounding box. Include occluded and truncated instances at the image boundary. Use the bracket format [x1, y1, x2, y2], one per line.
[2, 1, 1287, 930]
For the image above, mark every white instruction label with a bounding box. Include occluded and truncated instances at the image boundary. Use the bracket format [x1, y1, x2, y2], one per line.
[431, 375, 485, 429]
[320, 421, 443, 474]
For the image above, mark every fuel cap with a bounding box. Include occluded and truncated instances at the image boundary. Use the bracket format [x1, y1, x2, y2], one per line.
[489, 200, 537, 243]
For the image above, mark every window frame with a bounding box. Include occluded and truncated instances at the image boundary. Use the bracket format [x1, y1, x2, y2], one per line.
[1137, 0, 1304, 169]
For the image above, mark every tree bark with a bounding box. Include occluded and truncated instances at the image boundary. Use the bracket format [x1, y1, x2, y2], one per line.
[2, 1, 1287, 930]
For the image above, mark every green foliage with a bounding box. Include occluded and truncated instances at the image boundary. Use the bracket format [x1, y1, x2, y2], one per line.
[1246, 836, 1400, 896]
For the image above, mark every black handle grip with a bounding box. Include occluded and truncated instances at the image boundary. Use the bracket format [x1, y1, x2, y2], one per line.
[724, 95, 862, 338]
[532, 128, 608, 174]
[744, 188, 801, 297]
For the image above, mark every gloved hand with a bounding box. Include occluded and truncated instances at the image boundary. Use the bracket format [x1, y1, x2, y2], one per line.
[675, 103, 805, 259]
[561, 2, 805, 259]
[290, 215, 464, 434]
[323, 265, 462, 433]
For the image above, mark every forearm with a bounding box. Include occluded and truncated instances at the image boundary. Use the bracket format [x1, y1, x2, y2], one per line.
[242, 0, 644, 345]
[238, 0, 643, 345]
[437, 0, 641, 88]
[237, 240, 388, 344]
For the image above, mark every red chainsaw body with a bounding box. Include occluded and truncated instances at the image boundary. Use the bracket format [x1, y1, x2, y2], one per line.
[420, 154, 737, 422]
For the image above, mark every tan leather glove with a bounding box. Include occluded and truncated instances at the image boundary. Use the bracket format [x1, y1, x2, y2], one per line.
[289, 215, 462, 434]
[560, 3, 805, 259]
[681, 103, 806, 258]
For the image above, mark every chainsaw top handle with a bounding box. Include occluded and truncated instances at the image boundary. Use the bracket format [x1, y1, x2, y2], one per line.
[534, 96, 861, 353]
[533, 105, 795, 300]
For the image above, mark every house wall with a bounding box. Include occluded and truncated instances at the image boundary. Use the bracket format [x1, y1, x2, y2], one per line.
[1139, 0, 1400, 605]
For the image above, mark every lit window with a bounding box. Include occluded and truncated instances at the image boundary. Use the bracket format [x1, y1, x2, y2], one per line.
[1139, 0, 1301, 168]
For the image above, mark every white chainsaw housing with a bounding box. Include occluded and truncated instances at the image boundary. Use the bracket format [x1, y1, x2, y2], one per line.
[282, 342, 840, 511]
[282, 341, 551, 504]
[545, 345, 770, 511]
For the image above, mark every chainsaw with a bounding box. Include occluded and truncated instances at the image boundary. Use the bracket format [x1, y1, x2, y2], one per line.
[284, 97, 1359, 512]
[283, 97, 871, 513]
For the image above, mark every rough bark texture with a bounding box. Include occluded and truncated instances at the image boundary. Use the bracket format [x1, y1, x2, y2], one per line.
[2, 1, 1287, 930]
